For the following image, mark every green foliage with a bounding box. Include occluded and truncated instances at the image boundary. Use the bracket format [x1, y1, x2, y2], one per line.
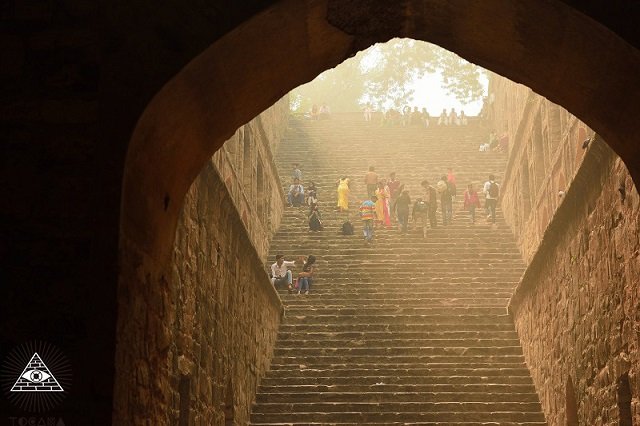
[290, 39, 486, 113]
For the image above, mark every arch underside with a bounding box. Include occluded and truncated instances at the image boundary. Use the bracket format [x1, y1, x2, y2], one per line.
[115, 0, 640, 421]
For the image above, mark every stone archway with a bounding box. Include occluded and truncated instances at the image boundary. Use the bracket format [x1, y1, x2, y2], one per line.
[115, 0, 640, 421]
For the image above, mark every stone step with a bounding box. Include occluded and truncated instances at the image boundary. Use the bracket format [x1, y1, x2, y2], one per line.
[277, 279, 521, 285]
[277, 289, 515, 296]
[266, 366, 532, 377]
[251, 401, 543, 414]
[252, 422, 546, 425]
[276, 330, 519, 340]
[268, 353, 527, 365]
[274, 339, 522, 349]
[269, 360, 526, 368]
[281, 299, 510, 306]
[272, 346, 524, 357]
[284, 306, 508, 314]
[273, 272, 524, 280]
[255, 390, 540, 403]
[251, 118, 545, 424]
[260, 375, 534, 387]
[257, 382, 537, 394]
[276, 323, 518, 332]
[278, 294, 514, 301]
[280, 314, 514, 325]
[250, 410, 545, 423]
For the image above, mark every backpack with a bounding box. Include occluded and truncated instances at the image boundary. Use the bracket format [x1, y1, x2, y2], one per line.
[436, 180, 448, 194]
[414, 200, 427, 213]
[341, 221, 354, 235]
[488, 181, 499, 198]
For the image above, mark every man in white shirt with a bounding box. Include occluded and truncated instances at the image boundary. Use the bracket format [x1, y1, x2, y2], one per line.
[483, 174, 500, 224]
[287, 178, 305, 207]
[271, 254, 296, 292]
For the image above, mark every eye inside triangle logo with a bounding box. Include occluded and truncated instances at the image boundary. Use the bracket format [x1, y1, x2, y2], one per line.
[1, 341, 72, 412]
[11, 353, 64, 392]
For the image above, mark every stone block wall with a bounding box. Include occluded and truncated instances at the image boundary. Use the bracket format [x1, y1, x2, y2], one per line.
[509, 141, 640, 425]
[114, 160, 283, 425]
[491, 75, 593, 264]
[212, 96, 288, 260]
[169, 162, 283, 425]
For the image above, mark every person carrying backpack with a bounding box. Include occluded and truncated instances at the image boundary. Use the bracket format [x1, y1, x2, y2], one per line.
[483, 174, 500, 224]
[412, 197, 429, 238]
[394, 190, 411, 233]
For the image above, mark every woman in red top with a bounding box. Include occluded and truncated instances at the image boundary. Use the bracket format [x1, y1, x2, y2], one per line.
[463, 183, 481, 224]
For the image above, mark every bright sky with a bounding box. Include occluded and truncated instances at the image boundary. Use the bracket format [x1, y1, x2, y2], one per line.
[358, 43, 488, 116]
[408, 72, 488, 116]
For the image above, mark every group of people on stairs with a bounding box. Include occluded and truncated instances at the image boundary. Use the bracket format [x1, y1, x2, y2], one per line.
[285, 162, 501, 242]
[355, 167, 501, 243]
[277, 161, 501, 293]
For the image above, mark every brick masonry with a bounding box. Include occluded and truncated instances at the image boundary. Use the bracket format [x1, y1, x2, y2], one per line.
[493, 73, 640, 424]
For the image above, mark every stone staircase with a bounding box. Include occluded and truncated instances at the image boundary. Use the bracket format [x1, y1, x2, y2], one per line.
[250, 114, 546, 425]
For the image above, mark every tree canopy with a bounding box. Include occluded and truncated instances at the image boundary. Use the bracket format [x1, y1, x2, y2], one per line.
[290, 39, 486, 113]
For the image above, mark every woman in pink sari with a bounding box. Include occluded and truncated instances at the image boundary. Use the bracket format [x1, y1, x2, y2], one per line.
[375, 181, 392, 227]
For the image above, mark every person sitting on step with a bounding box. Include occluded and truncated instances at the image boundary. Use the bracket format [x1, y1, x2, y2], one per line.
[459, 110, 468, 125]
[421, 107, 430, 127]
[308, 204, 323, 232]
[287, 178, 305, 207]
[306, 181, 318, 206]
[449, 107, 459, 125]
[438, 108, 449, 125]
[271, 254, 297, 293]
[297, 255, 316, 295]
[410, 106, 422, 126]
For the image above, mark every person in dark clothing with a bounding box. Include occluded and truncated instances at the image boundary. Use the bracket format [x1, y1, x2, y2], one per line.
[394, 190, 411, 233]
[306, 181, 318, 206]
[308, 204, 323, 231]
[297, 255, 317, 295]
[421, 179, 438, 228]
[412, 197, 429, 238]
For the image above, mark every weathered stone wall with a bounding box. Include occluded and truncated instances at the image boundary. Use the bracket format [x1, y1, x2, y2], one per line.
[113, 100, 288, 424]
[508, 141, 640, 425]
[169, 162, 282, 425]
[494, 73, 640, 424]
[492, 75, 593, 263]
[213, 97, 288, 260]
[114, 160, 283, 425]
